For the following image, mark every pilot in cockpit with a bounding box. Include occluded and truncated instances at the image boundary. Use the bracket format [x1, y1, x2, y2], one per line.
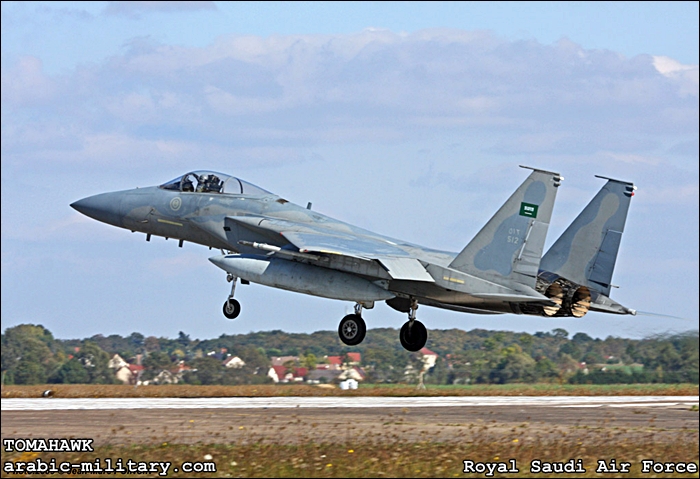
[198, 174, 222, 193]
[182, 175, 195, 192]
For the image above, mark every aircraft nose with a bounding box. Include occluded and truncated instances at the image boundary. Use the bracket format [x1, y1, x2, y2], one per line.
[71, 192, 124, 228]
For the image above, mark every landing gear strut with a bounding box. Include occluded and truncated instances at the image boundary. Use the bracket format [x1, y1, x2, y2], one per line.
[399, 298, 427, 352]
[338, 303, 367, 346]
[223, 273, 241, 320]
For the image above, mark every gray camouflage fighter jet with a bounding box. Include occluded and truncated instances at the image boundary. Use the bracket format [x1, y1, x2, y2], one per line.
[71, 167, 636, 352]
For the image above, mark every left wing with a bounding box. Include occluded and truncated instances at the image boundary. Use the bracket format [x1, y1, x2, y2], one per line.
[227, 216, 435, 282]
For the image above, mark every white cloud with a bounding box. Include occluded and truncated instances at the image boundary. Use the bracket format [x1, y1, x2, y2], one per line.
[0, 56, 57, 106]
[653, 56, 699, 97]
[104, 1, 216, 17]
[3, 31, 696, 162]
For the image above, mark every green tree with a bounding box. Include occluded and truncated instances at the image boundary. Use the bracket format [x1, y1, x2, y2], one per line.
[141, 351, 173, 381]
[186, 357, 223, 385]
[482, 337, 499, 351]
[572, 332, 593, 343]
[424, 356, 447, 385]
[2, 324, 57, 384]
[491, 345, 536, 383]
[559, 342, 582, 360]
[518, 334, 534, 355]
[14, 361, 47, 385]
[143, 351, 172, 370]
[144, 336, 161, 352]
[363, 348, 406, 383]
[76, 341, 116, 384]
[534, 357, 559, 380]
[177, 331, 191, 347]
[128, 332, 145, 352]
[556, 353, 580, 381]
[49, 359, 90, 384]
[582, 351, 603, 365]
[552, 328, 569, 339]
[171, 349, 186, 361]
[239, 346, 270, 371]
[301, 353, 318, 371]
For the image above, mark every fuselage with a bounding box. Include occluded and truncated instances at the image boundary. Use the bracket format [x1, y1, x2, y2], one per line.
[71, 181, 536, 315]
[72, 169, 634, 319]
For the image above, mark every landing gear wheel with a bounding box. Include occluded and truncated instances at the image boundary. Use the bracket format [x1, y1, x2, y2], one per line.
[400, 320, 427, 352]
[223, 299, 241, 320]
[338, 314, 366, 346]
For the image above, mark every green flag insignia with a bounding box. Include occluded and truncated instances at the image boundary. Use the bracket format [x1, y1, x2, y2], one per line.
[520, 202, 538, 218]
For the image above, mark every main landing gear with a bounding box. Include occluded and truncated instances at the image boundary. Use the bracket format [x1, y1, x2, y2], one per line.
[399, 299, 427, 352]
[223, 273, 241, 320]
[338, 303, 367, 346]
[336, 298, 428, 352]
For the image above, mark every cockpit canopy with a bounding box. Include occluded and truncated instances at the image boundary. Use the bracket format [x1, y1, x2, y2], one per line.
[159, 171, 271, 196]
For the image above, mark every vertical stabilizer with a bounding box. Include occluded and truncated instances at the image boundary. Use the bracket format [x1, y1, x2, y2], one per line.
[540, 176, 635, 296]
[449, 166, 562, 289]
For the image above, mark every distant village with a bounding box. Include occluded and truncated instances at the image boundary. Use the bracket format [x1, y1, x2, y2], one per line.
[106, 348, 439, 388]
[2, 324, 697, 386]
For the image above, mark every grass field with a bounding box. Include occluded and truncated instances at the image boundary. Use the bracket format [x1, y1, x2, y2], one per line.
[2, 430, 698, 477]
[2, 382, 698, 398]
[3, 383, 697, 477]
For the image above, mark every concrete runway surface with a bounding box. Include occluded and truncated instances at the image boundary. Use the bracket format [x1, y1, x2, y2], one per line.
[2, 396, 697, 446]
[2, 395, 698, 410]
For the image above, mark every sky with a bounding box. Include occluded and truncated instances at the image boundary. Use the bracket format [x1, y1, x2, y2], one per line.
[2, 1, 698, 343]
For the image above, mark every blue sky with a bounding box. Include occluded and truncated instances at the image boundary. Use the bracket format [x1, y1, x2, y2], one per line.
[2, 1, 698, 342]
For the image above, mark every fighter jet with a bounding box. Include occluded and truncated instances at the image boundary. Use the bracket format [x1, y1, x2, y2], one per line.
[70, 166, 634, 351]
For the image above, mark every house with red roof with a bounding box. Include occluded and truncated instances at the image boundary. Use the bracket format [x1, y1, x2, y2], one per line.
[268, 365, 308, 383]
[419, 347, 438, 369]
[326, 353, 361, 370]
[113, 363, 144, 385]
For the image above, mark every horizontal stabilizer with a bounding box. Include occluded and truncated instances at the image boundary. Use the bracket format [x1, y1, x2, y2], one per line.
[589, 292, 637, 315]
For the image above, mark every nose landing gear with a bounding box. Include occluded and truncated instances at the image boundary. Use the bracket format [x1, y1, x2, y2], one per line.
[223, 273, 241, 320]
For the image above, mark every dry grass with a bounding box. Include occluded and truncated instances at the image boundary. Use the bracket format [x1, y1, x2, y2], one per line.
[1, 384, 698, 478]
[4, 384, 697, 476]
[3, 429, 697, 477]
[2, 383, 698, 399]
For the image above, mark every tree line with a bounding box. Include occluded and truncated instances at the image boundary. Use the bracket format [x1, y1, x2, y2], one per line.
[1, 324, 697, 386]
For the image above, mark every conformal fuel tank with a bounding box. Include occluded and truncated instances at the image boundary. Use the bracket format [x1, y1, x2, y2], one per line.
[209, 254, 395, 302]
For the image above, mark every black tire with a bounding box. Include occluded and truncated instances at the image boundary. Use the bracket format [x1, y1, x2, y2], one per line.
[223, 299, 241, 320]
[400, 320, 428, 352]
[338, 314, 366, 346]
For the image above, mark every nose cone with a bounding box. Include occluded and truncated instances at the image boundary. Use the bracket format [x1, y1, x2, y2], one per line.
[71, 192, 124, 228]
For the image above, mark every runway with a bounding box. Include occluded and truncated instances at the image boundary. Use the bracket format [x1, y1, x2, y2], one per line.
[2, 395, 697, 411]
[2, 396, 697, 446]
